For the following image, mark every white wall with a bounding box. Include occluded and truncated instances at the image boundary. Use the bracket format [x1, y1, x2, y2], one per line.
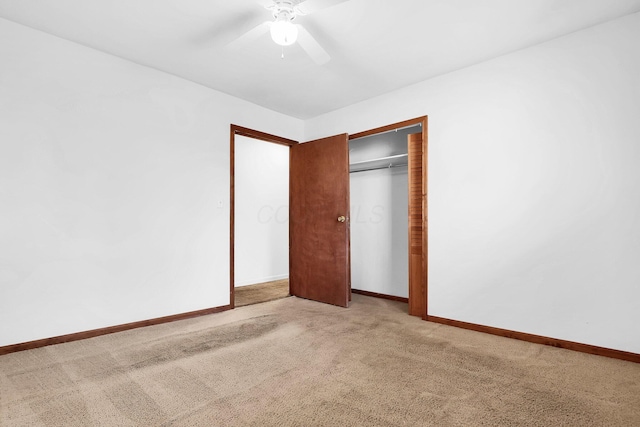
[234, 135, 289, 287]
[350, 168, 408, 298]
[0, 18, 303, 347]
[306, 12, 640, 353]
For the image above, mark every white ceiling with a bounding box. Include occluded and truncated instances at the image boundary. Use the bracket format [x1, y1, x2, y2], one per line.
[1, 0, 639, 119]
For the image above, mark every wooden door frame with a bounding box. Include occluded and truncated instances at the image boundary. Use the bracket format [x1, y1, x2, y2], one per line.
[349, 116, 428, 319]
[229, 125, 297, 308]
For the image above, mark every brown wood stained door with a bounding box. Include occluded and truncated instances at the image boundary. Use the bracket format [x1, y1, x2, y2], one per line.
[290, 133, 351, 307]
[408, 132, 426, 317]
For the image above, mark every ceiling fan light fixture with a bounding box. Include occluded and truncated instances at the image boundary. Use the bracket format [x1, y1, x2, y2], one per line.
[270, 19, 298, 46]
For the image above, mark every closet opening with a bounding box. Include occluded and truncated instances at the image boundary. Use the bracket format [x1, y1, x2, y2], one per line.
[230, 125, 297, 308]
[348, 117, 427, 318]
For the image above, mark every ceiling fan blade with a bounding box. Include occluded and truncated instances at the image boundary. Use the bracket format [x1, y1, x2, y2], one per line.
[296, 25, 330, 65]
[294, 0, 350, 15]
[225, 21, 271, 51]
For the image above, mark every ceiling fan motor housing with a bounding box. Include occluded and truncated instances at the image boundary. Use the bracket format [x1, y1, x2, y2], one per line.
[271, 0, 297, 22]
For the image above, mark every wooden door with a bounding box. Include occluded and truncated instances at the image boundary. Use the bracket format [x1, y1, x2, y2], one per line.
[408, 132, 425, 317]
[290, 134, 351, 307]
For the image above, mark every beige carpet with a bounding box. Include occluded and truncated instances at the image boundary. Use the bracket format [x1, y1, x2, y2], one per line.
[234, 279, 289, 307]
[1, 295, 639, 426]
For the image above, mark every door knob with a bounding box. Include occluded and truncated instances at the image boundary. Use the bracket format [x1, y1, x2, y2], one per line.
[337, 215, 346, 223]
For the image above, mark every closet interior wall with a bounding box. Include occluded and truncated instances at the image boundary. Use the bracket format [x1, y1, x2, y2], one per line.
[349, 125, 421, 298]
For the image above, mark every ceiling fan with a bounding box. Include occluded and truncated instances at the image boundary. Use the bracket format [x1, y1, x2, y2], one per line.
[225, 0, 350, 65]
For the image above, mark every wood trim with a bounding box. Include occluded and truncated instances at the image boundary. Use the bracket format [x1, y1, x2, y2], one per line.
[289, 147, 294, 298]
[349, 116, 426, 140]
[352, 289, 408, 303]
[427, 315, 640, 364]
[230, 125, 297, 309]
[421, 117, 428, 320]
[0, 305, 232, 356]
[230, 128, 235, 309]
[231, 125, 297, 147]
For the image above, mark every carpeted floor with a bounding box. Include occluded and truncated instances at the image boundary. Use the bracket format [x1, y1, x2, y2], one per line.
[234, 279, 289, 307]
[1, 294, 639, 426]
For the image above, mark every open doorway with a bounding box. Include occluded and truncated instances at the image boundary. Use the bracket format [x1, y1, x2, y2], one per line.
[230, 126, 296, 307]
[348, 117, 427, 318]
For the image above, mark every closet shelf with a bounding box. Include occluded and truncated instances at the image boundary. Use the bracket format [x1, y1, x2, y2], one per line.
[349, 153, 408, 173]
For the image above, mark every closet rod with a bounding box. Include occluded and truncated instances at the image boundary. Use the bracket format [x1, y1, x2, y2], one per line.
[350, 123, 422, 141]
[349, 153, 408, 167]
[350, 163, 408, 174]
